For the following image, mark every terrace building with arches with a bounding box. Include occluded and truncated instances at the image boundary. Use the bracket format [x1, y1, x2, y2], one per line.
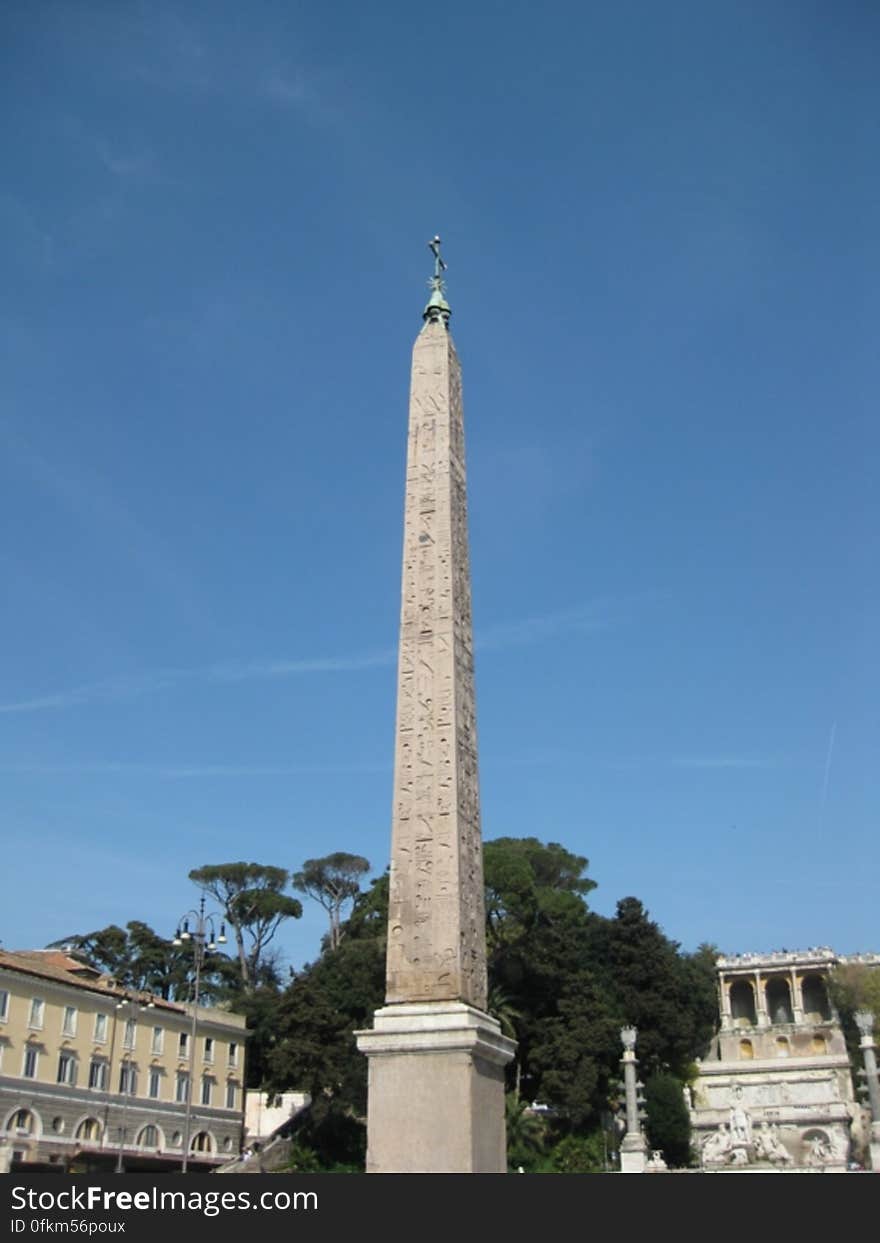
[690, 947, 879, 1170]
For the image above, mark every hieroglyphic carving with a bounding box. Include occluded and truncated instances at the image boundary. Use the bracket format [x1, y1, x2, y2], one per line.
[385, 321, 488, 1009]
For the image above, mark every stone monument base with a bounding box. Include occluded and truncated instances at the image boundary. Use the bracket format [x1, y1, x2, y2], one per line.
[355, 1001, 516, 1173]
[619, 1132, 648, 1174]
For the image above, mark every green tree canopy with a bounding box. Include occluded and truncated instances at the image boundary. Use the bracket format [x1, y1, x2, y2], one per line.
[264, 879, 385, 1166]
[828, 961, 880, 1075]
[483, 837, 596, 950]
[49, 920, 235, 1002]
[292, 853, 371, 951]
[644, 1072, 692, 1167]
[829, 962, 880, 1020]
[188, 862, 302, 988]
[584, 898, 716, 1079]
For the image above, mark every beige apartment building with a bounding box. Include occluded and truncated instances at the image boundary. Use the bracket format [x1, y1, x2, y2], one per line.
[0, 949, 247, 1171]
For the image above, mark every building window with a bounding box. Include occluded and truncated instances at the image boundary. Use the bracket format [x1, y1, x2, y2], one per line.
[51, 1117, 65, 1135]
[739, 1039, 754, 1060]
[62, 1006, 77, 1037]
[178, 1032, 189, 1058]
[151, 1027, 164, 1055]
[0, 989, 9, 1021]
[28, 998, 45, 1029]
[12, 1109, 35, 1134]
[57, 1051, 77, 1085]
[175, 1071, 190, 1103]
[776, 1037, 791, 1058]
[76, 1118, 101, 1143]
[88, 1059, 108, 1091]
[228, 1042, 238, 1068]
[123, 1018, 136, 1049]
[204, 1036, 214, 1063]
[22, 1046, 39, 1078]
[200, 1076, 213, 1106]
[119, 1064, 137, 1096]
[94, 1013, 108, 1043]
[137, 1125, 159, 1149]
[225, 1081, 237, 1110]
[191, 1131, 212, 1153]
[149, 1068, 162, 1100]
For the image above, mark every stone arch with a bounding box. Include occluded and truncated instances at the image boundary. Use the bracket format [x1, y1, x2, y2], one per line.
[74, 1116, 103, 1144]
[190, 1130, 215, 1154]
[775, 1036, 791, 1057]
[729, 980, 757, 1027]
[136, 1124, 163, 1150]
[811, 1034, 828, 1055]
[5, 1107, 40, 1138]
[801, 975, 831, 1022]
[765, 978, 793, 1024]
[739, 1038, 754, 1059]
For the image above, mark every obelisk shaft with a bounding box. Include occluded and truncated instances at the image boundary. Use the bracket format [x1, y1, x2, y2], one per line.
[356, 250, 513, 1172]
[385, 317, 487, 1010]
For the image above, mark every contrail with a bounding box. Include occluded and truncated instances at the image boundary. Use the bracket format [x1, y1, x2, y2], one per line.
[819, 720, 836, 830]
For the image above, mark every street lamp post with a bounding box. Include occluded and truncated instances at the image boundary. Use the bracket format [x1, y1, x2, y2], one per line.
[114, 994, 154, 1174]
[172, 895, 226, 1173]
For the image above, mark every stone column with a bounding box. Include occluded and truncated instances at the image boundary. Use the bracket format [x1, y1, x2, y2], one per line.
[753, 971, 767, 1027]
[719, 975, 733, 1031]
[356, 255, 515, 1173]
[791, 970, 805, 1024]
[855, 1011, 880, 1171]
[619, 1026, 647, 1173]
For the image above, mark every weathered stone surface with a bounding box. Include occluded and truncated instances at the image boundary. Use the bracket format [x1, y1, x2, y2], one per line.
[384, 318, 487, 1010]
[690, 949, 876, 1170]
[357, 1003, 511, 1173]
[357, 296, 514, 1174]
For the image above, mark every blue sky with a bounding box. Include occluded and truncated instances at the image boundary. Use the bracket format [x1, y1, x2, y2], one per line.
[2, 1, 877, 969]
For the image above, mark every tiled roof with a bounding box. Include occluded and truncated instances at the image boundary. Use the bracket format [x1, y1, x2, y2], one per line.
[0, 948, 185, 1013]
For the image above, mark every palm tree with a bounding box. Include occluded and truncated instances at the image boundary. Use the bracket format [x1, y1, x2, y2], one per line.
[488, 985, 523, 1096]
[505, 1094, 547, 1171]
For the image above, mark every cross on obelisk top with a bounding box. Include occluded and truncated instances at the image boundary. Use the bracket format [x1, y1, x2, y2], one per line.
[423, 234, 451, 325]
[428, 234, 447, 278]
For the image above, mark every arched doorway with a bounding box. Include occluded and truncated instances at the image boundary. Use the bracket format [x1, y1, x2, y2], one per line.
[765, 978, 793, 1024]
[801, 975, 831, 1022]
[729, 980, 757, 1026]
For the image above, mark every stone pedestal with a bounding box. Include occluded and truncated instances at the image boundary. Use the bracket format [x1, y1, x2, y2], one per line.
[619, 1131, 647, 1174]
[357, 1002, 515, 1173]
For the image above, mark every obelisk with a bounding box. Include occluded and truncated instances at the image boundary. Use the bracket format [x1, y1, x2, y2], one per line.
[356, 239, 515, 1173]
